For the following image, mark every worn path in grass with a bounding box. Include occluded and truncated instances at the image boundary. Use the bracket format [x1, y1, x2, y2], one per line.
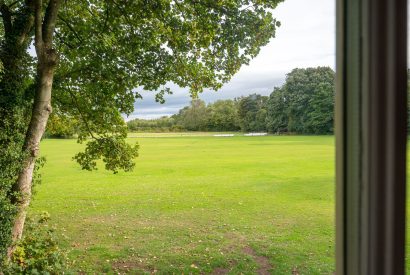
[30, 135, 335, 274]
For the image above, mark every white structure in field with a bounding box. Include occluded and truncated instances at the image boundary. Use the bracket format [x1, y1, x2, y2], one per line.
[213, 134, 235, 137]
[244, 133, 268, 136]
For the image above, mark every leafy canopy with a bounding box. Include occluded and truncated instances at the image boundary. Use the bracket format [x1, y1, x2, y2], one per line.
[238, 93, 268, 132]
[0, 0, 283, 172]
[0, 0, 283, 260]
[51, 0, 283, 170]
[266, 67, 335, 134]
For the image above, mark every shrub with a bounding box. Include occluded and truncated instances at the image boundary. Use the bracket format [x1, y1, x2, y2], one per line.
[2, 212, 72, 274]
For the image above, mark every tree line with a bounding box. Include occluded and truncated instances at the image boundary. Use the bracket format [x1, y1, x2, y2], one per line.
[127, 66, 336, 134]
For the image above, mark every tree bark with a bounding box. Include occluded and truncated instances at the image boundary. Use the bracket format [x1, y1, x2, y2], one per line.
[7, 0, 61, 259]
[7, 56, 57, 258]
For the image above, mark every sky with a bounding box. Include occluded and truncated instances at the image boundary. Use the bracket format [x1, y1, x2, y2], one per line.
[127, 0, 336, 120]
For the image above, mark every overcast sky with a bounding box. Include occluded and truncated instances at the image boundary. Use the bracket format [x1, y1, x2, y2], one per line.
[127, 0, 336, 120]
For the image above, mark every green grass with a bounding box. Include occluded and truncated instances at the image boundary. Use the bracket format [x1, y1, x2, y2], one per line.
[30, 135, 335, 274]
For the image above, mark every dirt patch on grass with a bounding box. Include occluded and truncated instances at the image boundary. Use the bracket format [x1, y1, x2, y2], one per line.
[242, 246, 272, 275]
[224, 232, 247, 243]
[220, 232, 273, 274]
[221, 232, 247, 253]
[111, 260, 147, 274]
[291, 266, 300, 275]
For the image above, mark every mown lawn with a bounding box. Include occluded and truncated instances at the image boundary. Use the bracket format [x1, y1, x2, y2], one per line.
[30, 135, 335, 274]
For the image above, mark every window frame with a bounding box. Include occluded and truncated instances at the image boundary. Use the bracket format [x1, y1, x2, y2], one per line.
[336, 0, 407, 274]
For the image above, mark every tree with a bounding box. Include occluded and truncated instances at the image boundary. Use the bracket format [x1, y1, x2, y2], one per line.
[266, 87, 288, 133]
[206, 99, 240, 131]
[45, 112, 78, 138]
[174, 99, 209, 131]
[0, 0, 283, 259]
[237, 93, 268, 131]
[127, 116, 179, 132]
[266, 67, 335, 134]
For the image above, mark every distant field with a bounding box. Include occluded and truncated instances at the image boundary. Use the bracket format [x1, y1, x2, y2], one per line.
[31, 135, 335, 274]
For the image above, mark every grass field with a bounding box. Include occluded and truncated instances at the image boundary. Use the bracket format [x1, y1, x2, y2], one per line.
[30, 135, 335, 274]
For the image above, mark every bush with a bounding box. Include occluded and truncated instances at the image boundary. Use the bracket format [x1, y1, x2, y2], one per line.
[45, 113, 78, 139]
[2, 212, 72, 274]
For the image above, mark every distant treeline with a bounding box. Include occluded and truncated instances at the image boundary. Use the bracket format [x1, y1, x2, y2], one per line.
[127, 99, 241, 132]
[128, 66, 336, 134]
[45, 66, 336, 137]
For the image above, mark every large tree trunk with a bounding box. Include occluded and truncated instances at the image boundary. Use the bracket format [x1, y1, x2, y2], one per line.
[7, 58, 57, 258]
[6, 0, 61, 259]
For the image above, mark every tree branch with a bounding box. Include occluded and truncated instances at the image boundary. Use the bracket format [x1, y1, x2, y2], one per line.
[57, 14, 83, 43]
[54, 30, 76, 49]
[0, 3, 12, 37]
[8, 0, 19, 8]
[65, 87, 97, 140]
[14, 1, 35, 46]
[42, 0, 61, 45]
[34, 0, 43, 52]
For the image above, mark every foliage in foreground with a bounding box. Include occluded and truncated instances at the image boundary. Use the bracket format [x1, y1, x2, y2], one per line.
[0, 0, 283, 261]
[2, 213, 71, 274]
